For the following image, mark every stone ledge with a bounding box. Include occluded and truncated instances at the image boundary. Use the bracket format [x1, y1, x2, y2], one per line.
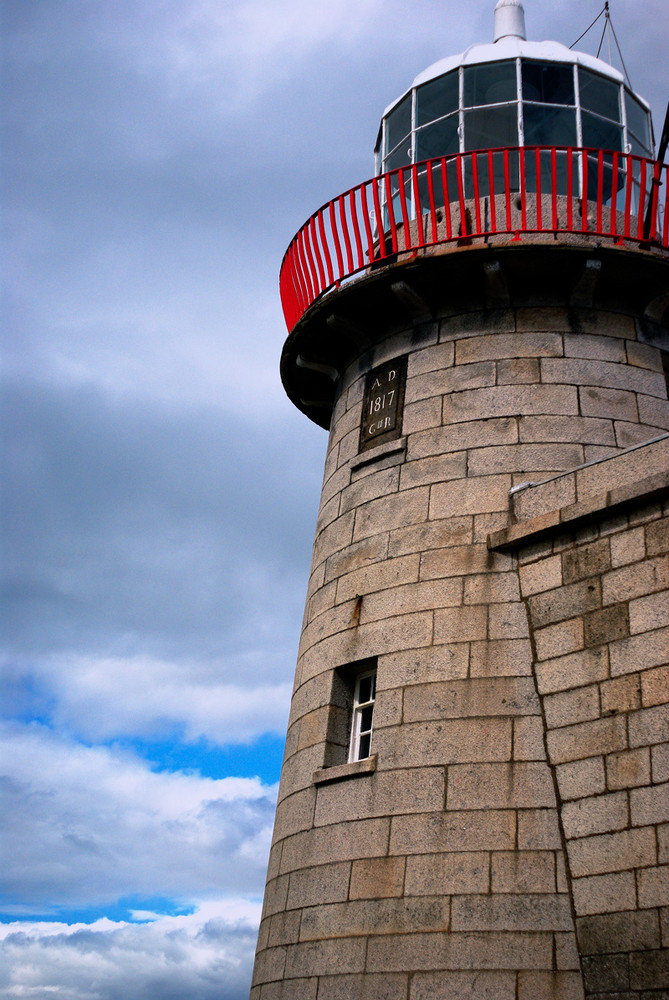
[510, 434, 669, 522]
[313, 755, 377, 786]
[350, 438, 407, 471]
[488, 471, 669, 552]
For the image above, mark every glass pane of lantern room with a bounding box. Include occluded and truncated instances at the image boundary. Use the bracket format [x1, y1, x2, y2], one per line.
[628, 134, 650, 158]
[464, 106, 518, 199]
[581, 112, 623, 152]
[522, 61, 574, 105]
[416, 71, 459, 126]
[463, 61, 516, 108]
[523, 104, 577, 146]
[581, 114, 624, 204]
[385, 93, 412, 155]
[579, 68, 620, 122]
[415, 115, 459, 161]
[464, 104, 518, 150]
[415, 158, 461, 220]
[385, 142, 412, 173]
[523, 106, 577, 194]
[625, 91, 651, 152]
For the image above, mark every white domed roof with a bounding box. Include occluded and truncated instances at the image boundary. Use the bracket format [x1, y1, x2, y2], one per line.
[381, 14, 650, 120]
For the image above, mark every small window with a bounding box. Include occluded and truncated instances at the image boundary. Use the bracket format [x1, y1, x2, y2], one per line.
[349, 669, 376, 762]
[322, 658, 378, 769]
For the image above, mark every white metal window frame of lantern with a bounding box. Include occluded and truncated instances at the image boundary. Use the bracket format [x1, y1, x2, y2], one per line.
[374, 45, 654, 220]
[348, 669, 376, 763]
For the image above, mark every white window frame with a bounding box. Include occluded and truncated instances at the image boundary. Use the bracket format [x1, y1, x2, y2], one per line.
[348, 669, 376, 762]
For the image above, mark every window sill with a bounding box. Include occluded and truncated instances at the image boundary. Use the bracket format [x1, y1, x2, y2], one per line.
[350, 438, 406, 472]
[312, 755, 377, 786]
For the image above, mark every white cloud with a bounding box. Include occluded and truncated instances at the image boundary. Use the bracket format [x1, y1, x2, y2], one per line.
[0, 723, 276, 910]
[0, 902, 260, 1000]
[29, 653, 292, 744]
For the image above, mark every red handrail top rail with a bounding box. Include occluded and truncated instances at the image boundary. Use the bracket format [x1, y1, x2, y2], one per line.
[279, 146, 668, 334]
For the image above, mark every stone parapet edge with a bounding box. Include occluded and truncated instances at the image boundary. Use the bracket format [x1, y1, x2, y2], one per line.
[488, 470, 669, 552]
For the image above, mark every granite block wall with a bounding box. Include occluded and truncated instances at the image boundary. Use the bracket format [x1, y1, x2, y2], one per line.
[490, 440, 669, 999]
[252, 297, 669, 999]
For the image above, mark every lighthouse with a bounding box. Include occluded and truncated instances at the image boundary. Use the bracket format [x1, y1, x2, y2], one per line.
[252, 3, 669, 997]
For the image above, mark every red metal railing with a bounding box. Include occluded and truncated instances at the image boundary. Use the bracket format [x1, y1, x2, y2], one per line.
[279, 146, 669, 333]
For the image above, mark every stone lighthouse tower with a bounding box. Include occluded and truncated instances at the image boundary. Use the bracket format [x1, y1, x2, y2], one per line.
[251, 3, 669, 998]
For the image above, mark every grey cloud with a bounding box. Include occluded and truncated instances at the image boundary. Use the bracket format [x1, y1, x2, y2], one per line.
[2, 376, 322, 668]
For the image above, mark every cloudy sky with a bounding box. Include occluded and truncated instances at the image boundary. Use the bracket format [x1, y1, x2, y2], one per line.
[2, 1, 667, 997]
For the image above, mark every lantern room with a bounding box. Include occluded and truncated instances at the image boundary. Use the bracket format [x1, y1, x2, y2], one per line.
[375, 0, 653, 203]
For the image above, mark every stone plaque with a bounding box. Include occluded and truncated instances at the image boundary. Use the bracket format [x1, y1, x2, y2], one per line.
[359, 356, 407, 452]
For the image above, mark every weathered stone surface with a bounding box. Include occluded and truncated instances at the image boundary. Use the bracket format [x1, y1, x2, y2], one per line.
[254, 283, 669, 997]
[365, 929, 553, 971]
[403, 677, 539, 722]
[353, 487, 430, 542]
[349, 856, 405, 900]
[284, 938, 367, 979]
[299, 896, 450, 941]
[390, 809, 516, 855]
[606, 747, 651, 791]
[450, 893, 573, 931]
[544, 684, 601, 730]
[407, 417, 518, 461]
[517, 970, 585, 1000]
[280, 818, 391, 874]
[637, 865, 669, 909]
[314, 767, 445, 828]
[631, 781, 669, 826]
[382, 717, 512, 768]
[446, 762, 556, 810]
[317, 973, 409, 1000]
[556, 756, 606, 801]
[444, 384, 579, 423]
[567, 827, 657, 878]
[286, 863, 351, 910]
[491, 851, 556, 893]
[405, 852, 489, 896]
[429, 474, 512, 518]
[410, 969, 515, 1000]
[561, 791, 629, 839]
[577, 910, 662, 955]
[571, 871, 637, 916]
[470, 638, 534, 677]
[513, 716, 547, 761]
